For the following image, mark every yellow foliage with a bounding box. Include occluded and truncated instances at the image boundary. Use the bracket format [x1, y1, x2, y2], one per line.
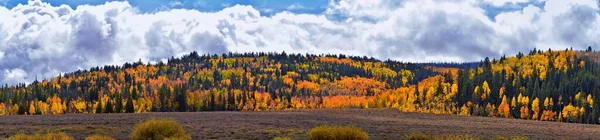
[540, 109, 556, 121]
[371, 67, 397, 78]
[481, 81, 491, 101]
[9, 132, 74, 140]
[586, 94, 593, 107]
[531, 98, 540, 120]
[308, 125, 368, 140]
[561, 104, 579, 122]
[85, 135, 116, 140]
[29, 102, 36, 115]
[520, 106, 529, 119]
[498, 96, 510, 118]
[131, 118, 191, 140]
[0, 102, 6, 115]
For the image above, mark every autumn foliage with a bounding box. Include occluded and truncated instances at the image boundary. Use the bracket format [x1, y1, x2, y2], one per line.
[0, 49, 599, 125]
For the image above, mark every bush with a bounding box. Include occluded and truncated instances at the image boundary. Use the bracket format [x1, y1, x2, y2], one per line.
[273, 136, 293, 140]
[403, 132, 479, 140]
[9, 132, 74, 140]
[492, 136, 529, 140]
[436, 134, 479, 140]
[308, 125, 368, 140]
[131, 118, 191, 140]
[85, 135, 115, 140]
[402, 132, 433, 140]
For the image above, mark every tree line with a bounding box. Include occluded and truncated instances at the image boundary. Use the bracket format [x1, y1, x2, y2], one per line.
[1, 48, 599, 125]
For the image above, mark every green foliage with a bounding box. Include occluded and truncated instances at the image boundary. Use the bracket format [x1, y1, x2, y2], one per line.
[9, 132, 74, 140]
[308, 125, 368, 140]
[131, 118, 191, 140]
[125, 97, 135, 113]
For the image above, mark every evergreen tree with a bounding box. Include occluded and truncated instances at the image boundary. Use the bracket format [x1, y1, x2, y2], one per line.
[125, 96, 135, 113]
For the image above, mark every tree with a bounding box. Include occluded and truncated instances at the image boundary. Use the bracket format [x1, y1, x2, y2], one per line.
[126, 96, 135, 113]
[531, 98, 540, 120]
[95, 101, 103, 114]
[481, 81, 491, 102]
[498, 95, 510, 118]
[105, 100, 114, 113]
[115, 95, 123, 113]
[28, 102, 36, 115]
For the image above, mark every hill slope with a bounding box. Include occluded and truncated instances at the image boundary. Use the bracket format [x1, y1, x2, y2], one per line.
[1, 49, 600, 124]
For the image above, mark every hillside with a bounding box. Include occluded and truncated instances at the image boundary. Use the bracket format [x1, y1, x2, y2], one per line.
[1, 49, 600, 124]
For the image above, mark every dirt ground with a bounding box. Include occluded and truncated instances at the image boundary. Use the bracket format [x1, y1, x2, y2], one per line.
[0, 109, 598, 140]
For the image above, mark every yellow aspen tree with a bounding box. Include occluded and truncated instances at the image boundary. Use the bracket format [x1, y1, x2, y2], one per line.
[499, 87, 505, 99]
[562, 104, 578, 122]
[586, 94, 593, 107]
[425, 87, 435, 104]
[511, 96, 517, 108]
[481, 81, 491, 101]
[532, 98, 540, 120]
[0, 103, 6, 115]
[9, 104, 19, 115]
[38, 101, 49, 115]
[520, 106, 529, 119]
[29, 102, 36, 115]
[473, 86, 480, 102]
[498, 95, 510, 118]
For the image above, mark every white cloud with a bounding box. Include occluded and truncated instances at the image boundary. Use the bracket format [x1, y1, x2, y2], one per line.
[483, 0, 532, 6]
[3, 68, 27, 84]
[0, 0, 598, 85]
[286, 4, 306, 10]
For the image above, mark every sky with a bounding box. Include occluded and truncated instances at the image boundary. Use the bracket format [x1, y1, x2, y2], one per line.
[0, 0, 599, 85]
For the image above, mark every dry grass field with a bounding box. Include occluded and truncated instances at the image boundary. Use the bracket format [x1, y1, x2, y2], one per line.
[0, 109, 598, 139]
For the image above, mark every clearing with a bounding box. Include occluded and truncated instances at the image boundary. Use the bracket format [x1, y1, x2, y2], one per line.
[0, 109, 597, 139]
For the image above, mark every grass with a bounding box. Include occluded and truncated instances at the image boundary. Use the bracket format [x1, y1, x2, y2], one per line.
[273, 136, 293, 140]
[403, 132, 529, 140]
[85, 135, 115, 140]
[308, 125, 369, 140]
[492, 135, 530, 140]
[131, 118, 191, 140]
[9, 132, 74, 140]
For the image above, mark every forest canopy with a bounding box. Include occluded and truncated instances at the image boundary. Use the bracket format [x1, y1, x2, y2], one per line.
[1, 48, 599, 124]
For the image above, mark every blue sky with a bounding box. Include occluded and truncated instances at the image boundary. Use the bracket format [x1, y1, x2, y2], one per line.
[1, 0, 546, 19]
[0, 0, 599, 84]
[1, 0, 330, 15]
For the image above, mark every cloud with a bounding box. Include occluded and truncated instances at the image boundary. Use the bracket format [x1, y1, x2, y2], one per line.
[0, 0, 599, 85]
[483, 0, 533, 6]
[3, 68, 27, 84]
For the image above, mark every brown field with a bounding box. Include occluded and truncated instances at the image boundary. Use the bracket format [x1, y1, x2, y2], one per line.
[0, 109, 598, 140]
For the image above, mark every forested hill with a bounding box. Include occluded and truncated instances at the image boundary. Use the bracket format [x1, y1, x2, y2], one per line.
[1, 49, 600, 125]
[0, 52, 445, 114]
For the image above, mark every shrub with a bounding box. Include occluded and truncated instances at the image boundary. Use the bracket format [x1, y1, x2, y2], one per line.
[403, 133, 480, 140]
[509, 136, 529, 140]
[131, 118, 191, 140]
[273, 136, 293, 140]
[492, 136, 529, 140]
[436, 134, 479, 140]
[402, 132, 432, 140]
[308, 125, 368, 140]
[85, 135, 116, 140]
[9, 132, 74, 140]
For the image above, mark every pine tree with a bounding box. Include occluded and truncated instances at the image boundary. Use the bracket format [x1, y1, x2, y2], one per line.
[126, 96, 135, 113]
[115, 95, 123, 113]
[95, 102, 103, 114]
[104, 100, 113, 113]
